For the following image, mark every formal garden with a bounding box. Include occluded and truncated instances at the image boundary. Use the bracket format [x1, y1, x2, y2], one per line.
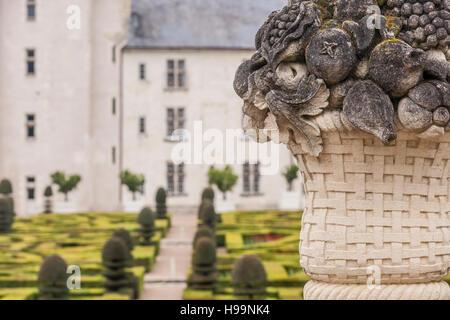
[182, 185, 308, 300]
[0, 175, 171, 300]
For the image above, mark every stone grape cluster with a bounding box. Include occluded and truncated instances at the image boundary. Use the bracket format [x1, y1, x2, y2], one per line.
[268, 3, 302, 46]
[388, 0, 450, 49]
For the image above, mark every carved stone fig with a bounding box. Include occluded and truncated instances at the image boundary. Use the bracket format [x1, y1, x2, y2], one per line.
[397, 97, 433, 132]
[429, 80, 450, 107]
[369, 40, 425, 97]
[408, 82, 442, 111]
[433, 106, 450, 126]
[343, 80, 397, 144]
[306, 28, 357, 85]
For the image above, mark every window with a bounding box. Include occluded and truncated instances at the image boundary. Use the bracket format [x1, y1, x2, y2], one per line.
[112, 146, 116, 164]
[166, 107, 185, 139]
[167, 162, 185, 196]
[26, 114, 35, 138]
[112, 98, 116, 115]
[139, 63, 146, 80]
[26, 176, 35, 200]
[243, 162, 250, 194]
[26, 49, 36, 75]
[27, 0, 36, 21]
[167, 59, 186, 89]
[167, 162, 175, 194]
[139, 116, 146, 134]
[112, 45, 116, 63]
[242, 162, 261, 196]
[253, 162, 261, 194]
[177, 163, 185, 194]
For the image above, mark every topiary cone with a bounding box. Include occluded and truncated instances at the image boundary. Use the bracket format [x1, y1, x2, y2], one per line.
[38, 254, 69, 300]
[231, 255, 267, 299]
[155, 188, 167, 218]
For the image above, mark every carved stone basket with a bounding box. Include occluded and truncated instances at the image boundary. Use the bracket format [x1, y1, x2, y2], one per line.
[291, 130, 450, 299]
[234, 0, 450, 299]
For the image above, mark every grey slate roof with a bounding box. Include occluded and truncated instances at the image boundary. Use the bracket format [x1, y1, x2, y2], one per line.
[127, 0, 284, 50]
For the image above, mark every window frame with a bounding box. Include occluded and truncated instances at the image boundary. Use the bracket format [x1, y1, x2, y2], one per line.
[165, 107, 185, 141]
[26, 176, 36, 201]
[26, 49, 36, 76]
[139, 63, 146, 80]
[242, 162, 262, 197]
[166, 59, 186, 90]
[112, 146, 116, 165]
[26, 0, 36, 21]
[26, 114, 36, 139]
[166, 162, 186, 196]
[138, 116, 146, 134]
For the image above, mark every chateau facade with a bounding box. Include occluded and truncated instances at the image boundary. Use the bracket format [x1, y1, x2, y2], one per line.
[0, 0, 302, 216]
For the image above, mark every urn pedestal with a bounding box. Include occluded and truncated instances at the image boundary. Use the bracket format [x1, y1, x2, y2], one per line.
[291, 131, 450, 299]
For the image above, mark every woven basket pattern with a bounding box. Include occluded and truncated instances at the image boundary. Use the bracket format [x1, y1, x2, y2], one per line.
[290, 131, 450, 284]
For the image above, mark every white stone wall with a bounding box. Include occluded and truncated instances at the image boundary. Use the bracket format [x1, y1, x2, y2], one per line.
[0, 0, 130, 216]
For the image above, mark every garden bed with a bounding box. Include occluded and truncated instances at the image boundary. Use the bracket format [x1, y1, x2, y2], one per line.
[0, 212, 170, 300]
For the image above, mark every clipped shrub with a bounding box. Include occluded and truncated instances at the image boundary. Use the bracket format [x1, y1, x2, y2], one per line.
[0, 179, 12, 195]
[231, 255, 267, 299]
[201, 187, 215, 201]
[0, 179, 15, 218]
[112, 228, 134, 252]
[44, 186, 53, 214]
[38, 254, 69, 300]
[0, 198, 13, 233]
[102, 237, 133, 292]
[200, 200, 216, 230]
[137, 207, 155, 245]
[193, 225, 214, 245]
[188, 237, 218, 290]
[155, 187, 167, 218]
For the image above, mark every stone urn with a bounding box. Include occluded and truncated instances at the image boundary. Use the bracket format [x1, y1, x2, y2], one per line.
[234, 0, 450, 299]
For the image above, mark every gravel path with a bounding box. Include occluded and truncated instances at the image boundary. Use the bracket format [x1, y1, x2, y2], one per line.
[139, 213, 197, 300]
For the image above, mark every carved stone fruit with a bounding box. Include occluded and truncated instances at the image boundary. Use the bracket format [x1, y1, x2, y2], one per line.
[275, 62, 308, 90]
[369, 40, 425, 97]
[343, 80, 397, 144]
[433, 106, 450, 126]
[398, 97, 433, 132]
[329, 78, 356, 107]
[306, 28, 357, 85]
[334, 0, 377, 21]
[408, 82, 442, 110]
[429, 80, 450, 106]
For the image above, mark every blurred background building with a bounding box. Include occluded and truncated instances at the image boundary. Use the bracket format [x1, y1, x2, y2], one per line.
[0, 0, 303, 216]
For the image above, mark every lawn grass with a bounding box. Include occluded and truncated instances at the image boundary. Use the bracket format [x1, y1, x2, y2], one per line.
[0, 212, 170, 300]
